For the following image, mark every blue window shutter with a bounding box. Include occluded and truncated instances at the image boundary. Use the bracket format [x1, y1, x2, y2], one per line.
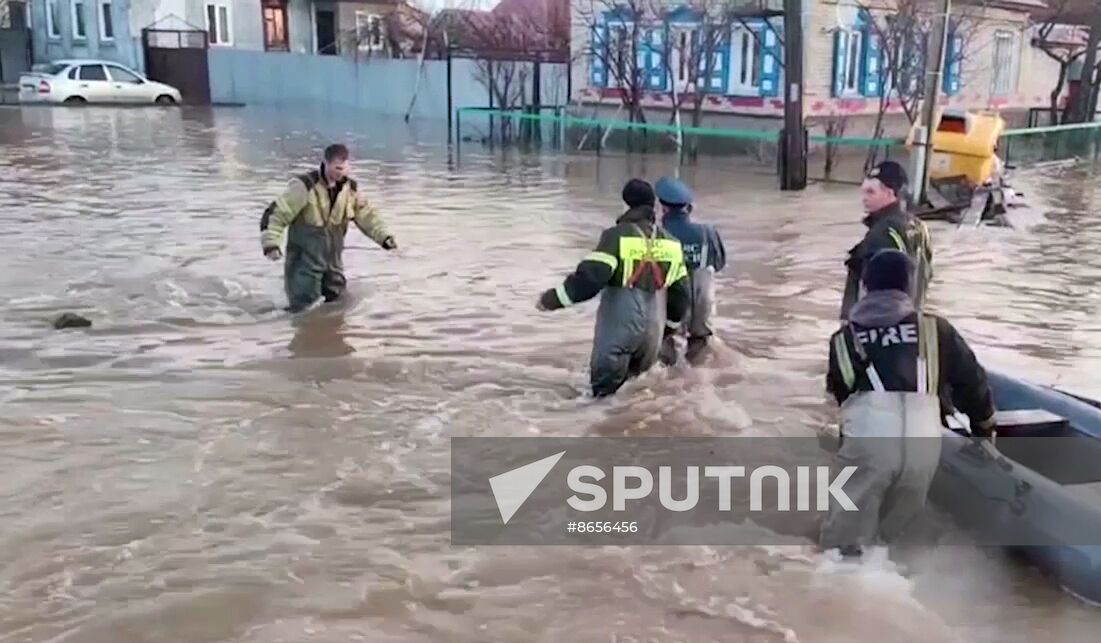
[832, 30, 849, 98]
[759, 22, 781, 97]
[862, 31, 881, 96]
[943, 32, 962, 96]
[590, 24, 607, 88]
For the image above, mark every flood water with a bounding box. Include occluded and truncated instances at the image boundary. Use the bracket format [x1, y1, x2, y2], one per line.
[1, 105, 1100, 642]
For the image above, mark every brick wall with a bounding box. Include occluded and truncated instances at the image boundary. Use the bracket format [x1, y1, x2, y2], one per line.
[570, 0, 1066, 127]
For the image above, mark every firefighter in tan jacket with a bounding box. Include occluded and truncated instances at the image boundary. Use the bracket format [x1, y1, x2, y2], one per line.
[260, 144, 396, 313]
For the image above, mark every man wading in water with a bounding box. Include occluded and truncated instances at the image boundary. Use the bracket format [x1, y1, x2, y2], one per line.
[260, 144, 397, 313]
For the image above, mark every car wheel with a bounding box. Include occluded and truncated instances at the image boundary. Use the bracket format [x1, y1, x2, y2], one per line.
[155, 95, 176, 105]
[63, 96, 86, 104]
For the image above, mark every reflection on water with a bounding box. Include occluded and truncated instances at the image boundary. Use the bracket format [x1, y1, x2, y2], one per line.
[1, 105, 1100, 642]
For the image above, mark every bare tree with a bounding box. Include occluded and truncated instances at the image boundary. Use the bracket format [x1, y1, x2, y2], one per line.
[1032, 1, 1093, 124]
[446, 2, 567, 143]
[1056, 1, 1101, 123]
[808, 114, 850, 180]
[857, 0, 988, 169]
[649, 0, 745, 159]
[574, 0, 652, 129]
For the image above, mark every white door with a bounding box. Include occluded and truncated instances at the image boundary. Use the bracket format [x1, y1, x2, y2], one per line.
[74, 64, 114, 102]
[105, 64, 154, 103]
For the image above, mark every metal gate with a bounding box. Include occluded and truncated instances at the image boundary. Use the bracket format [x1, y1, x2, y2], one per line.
[142, 28, 211, 104]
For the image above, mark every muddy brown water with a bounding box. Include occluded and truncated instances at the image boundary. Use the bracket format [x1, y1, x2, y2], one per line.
[1, 105, 1100, 642]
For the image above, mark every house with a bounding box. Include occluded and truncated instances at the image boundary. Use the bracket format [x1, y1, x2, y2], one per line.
[27, 0, 416, 72]
[177, 0, 410, 57]
[29, 0, 144, 71]
[427, 0, 569, 61]
[571, 0, 1068, 130]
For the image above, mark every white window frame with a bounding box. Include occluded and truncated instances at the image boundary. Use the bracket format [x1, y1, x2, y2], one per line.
[885, 34, 921, 98]
[843, 29, 862, 96]
[669, 25, 699, 93]
[354, 11, 384, 52]
[728, 25, 760, 95]
[205, 2, 233, 47]
[99, 0, 114, 42]
[71, 0, 87, 40]
[606, 21, 633, 90]
[991, 30, 1017, 96]
[46, 0, 60, 38]
[833, 29, 865, 98]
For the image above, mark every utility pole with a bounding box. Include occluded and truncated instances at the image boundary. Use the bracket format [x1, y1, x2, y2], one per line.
[916, 0, 951, 205]
[780, 0, 807, 190]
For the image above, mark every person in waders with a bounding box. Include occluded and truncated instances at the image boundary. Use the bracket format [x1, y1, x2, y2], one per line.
[536, 179, 691, 397]
[820, 249, 996, 558]
[840, 162, 933, 322]
[652, 176, 727, 366]
[260, 144, 397, 313]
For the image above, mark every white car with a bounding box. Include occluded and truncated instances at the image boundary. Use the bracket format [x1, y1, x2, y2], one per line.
[19, 59, 183, 105]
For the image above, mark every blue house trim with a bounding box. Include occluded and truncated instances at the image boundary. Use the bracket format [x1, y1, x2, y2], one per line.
[589, 5, 784, 99]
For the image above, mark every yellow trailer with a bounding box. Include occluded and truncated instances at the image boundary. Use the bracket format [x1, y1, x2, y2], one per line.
[907, 109, 1015, 225]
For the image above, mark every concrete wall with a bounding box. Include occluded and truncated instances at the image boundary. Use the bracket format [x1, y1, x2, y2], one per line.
[208, 47, 570, 121]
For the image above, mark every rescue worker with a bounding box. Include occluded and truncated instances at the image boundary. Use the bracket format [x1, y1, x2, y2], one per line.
[260, 144, 397, 313]
[536, 179, 691, 397]
[840, 161, 933, 321]
[653, 176, 727, 365]
[820, 249, 997, 557]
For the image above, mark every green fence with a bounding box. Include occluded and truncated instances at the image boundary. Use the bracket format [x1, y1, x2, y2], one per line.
[1000, 121, 1101, 167]
[455, 107, 1101, 183]
[454, 106, 907, 183]
[455, 106, 781, 159]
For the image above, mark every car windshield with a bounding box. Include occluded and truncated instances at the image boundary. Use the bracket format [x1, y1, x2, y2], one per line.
[32, 63, 71, 76]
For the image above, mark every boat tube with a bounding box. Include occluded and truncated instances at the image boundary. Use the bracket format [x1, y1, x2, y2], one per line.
[928, 370, 1101, 604]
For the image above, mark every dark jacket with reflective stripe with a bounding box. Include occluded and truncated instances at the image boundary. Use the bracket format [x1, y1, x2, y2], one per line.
[840, 202, 933, 320]
[661, 208, 726, 273]
[826, 291, 996, 436]
[538, 206, 690, 318]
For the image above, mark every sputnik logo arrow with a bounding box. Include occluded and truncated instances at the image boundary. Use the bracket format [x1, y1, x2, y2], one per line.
[488, 450, 566, 525]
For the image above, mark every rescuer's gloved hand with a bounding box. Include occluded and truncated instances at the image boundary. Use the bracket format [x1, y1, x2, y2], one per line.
[264, 247, 282, 261]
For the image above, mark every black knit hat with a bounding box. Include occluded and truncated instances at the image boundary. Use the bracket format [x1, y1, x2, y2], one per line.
[867, 161, 909, 197]
[622, 179, 656, 208]
[862, 249, 914, 293]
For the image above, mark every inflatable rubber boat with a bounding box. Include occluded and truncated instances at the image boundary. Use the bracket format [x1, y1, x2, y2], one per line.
[930, 370, 1101, 604]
